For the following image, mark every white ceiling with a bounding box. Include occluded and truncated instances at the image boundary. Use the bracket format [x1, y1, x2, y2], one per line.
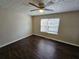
[0, 0, 79, 16]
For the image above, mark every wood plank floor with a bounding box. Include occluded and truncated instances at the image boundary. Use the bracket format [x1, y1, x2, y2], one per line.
[0, 35, 79, 59]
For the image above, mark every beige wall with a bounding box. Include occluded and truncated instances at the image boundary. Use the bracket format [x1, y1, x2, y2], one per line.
[0, 9, 32, 47]
[32, 11, 79, 45]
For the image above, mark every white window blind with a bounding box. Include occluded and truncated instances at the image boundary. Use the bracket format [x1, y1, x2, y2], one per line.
[41, 18, 60, 35]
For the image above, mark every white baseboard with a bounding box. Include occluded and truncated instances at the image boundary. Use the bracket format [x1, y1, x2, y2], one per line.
[33, 34, 79, 47]
[0, 34, 32, 48]
[1, 34, 79, 48]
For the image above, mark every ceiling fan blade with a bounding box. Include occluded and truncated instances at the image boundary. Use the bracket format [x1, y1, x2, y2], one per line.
[30, 9, 39, 11]
[44, 9, 53, 11]
[45, 0, 64, 7]
[29, 2, 39, 8]
[45, 1, 54, 7]
[37, 0, 42, 3]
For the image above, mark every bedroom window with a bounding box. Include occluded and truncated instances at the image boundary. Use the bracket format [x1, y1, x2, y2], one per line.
[41, 18, 60, 35]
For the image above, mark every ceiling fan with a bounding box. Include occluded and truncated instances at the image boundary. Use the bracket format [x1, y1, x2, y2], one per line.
[29, 0, 54, 13]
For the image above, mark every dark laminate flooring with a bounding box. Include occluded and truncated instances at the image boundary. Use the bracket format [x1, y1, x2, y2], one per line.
[0, 35, 79, 59]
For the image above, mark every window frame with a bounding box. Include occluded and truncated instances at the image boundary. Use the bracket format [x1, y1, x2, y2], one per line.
[40, 18, 60, 35]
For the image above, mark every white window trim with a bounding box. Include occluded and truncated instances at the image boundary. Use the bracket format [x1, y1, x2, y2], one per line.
[40, 18, 60, 35]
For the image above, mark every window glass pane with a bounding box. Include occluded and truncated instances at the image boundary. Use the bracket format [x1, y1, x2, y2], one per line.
[41, 19, 48, 26]
[48, 18, 60, 34]
[48, 18, 60, 26]
[41, 26, 48, 32]
[41, 19, 48, 32]
[40, 18, 60, 35]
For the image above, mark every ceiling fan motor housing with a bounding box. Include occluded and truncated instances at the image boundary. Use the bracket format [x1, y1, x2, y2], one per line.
[38, 3, 45, 9]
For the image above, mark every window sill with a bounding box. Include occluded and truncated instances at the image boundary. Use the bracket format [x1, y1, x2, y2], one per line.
[41, 32, 58, 35]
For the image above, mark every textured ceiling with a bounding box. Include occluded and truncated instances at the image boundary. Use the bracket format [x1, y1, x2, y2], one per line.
[0, 0, 79, 15]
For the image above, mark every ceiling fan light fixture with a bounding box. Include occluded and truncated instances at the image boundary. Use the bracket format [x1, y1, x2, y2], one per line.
[39, 9, 44, 13]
